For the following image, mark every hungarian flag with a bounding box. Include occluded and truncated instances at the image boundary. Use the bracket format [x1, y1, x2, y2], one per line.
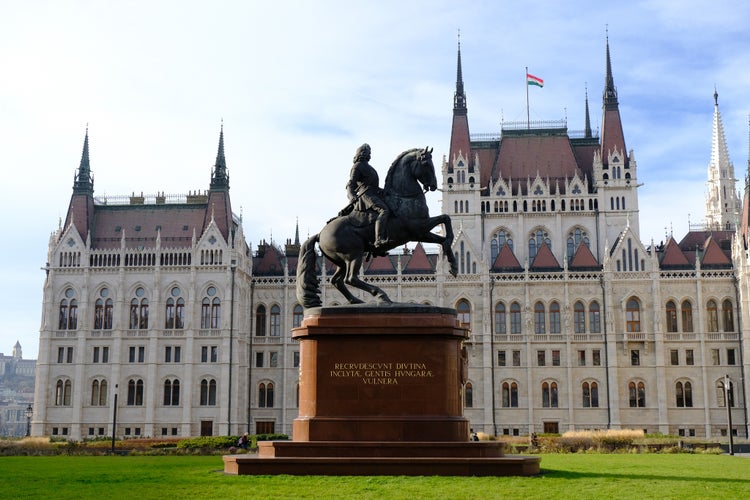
[526, 73, 544, 87]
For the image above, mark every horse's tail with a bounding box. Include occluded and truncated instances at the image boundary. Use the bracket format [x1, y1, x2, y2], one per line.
[296, 233, 322, 308]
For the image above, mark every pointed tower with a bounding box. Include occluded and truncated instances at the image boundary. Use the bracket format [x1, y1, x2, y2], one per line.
[448, 34, 471, 174]
[584, 86, 592, 139]
[600, 35, 627, 168]
[705, 90, 740, 230]
[63, 128, 95, 242]
[204, 123, 234, 242]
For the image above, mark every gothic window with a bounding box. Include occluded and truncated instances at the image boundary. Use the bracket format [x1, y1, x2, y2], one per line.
[457, 300, 471, 330]
[163, 379, 180, 406]
[165, 287, 185, 329]
[665, 301, 678, 333]
[676, 381, 692, 408]
[270, 305, 281, 336]
[127, 379, 144, 406]
[717, 380, 734, 407]
[566, 228, 590, 260]
[130, 287, 149, 329]
[502, 381, 519, 408]
[549, 302, 561, 334]
[255, 305, 267, 336]
[259, 382, 275, 408]
[542, 381, 558, 408]
[589, 301, 601, 333]
[706, 300, 719, 332]
[722, 300, 734, 332]
[534, 302, 545, 334]
[582, 381, 599, 408]
[495, 302, 507, 335]
[510, 302, 522, 334]
[528, 229, 550, 261]
[91, 379, 107, 406]
[293, 304, 304, 328]
[574, 301, 586, 334]
[55, 379, 72, 406]
[200, 378, 217, 406]
[58, 288, 78, 330]
[490, 229, 513, 263]
[681, 300, 693, 332]
[626, 298, 641, 332]
[58, 299, 68, 330]
[628, 381, 646, 407]
[465, 382, 473, 408]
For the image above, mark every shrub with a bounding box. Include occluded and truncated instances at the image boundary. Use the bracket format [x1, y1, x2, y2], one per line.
[176, 436, 237, 450]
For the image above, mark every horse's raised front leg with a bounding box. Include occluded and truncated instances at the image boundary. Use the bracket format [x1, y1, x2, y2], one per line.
[345, 255, 392, 303]
[414, 214, 458, 277]
[331, 264, 364, 304]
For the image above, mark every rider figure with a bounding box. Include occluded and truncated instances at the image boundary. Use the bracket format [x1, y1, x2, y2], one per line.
[345, 143, 391, 251]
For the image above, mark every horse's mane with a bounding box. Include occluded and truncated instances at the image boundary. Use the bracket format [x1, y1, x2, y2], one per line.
[384, 148, 420, 189]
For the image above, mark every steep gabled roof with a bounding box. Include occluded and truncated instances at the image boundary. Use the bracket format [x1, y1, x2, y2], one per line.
[491, 244, 522, 272]
[530, 242, 561, 270]
[364, 254, 396, 274]
[253, 243, 285, 276]
[569, 243, 600, 270]
[701, 235, 732, 268]
[659, 237, 691, 269]
[403, 243, 435, 274]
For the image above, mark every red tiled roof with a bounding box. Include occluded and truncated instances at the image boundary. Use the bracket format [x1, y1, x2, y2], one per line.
[403, 243, 434, 273]
[601, 106, 627, 166]
[659, 237, 690, 268]
[253, 244, 285, 275]
[530, 242, 560, 270]
[701, 236, 731, 267]
[449, 114, 471, 171]
[491, 244, 522, 271]
[569, 243, 600, 269]
[365, 254, 396, 274]
[91, 204, 206, 249]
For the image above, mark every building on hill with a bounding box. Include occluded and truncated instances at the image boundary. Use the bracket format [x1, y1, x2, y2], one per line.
[34, 39, 749, 440]
[0, 342, 36, 436]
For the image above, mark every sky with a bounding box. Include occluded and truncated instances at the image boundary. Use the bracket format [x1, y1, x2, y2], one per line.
[2, 1, 750, 360]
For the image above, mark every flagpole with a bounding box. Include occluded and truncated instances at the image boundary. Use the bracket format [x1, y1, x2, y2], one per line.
[525, 66, 530, 129]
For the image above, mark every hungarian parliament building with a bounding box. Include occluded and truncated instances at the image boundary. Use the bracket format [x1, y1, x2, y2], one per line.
[33, 40, 749, 441]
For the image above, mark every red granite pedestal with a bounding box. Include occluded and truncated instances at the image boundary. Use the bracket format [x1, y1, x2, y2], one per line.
[223, 304, 540, 476]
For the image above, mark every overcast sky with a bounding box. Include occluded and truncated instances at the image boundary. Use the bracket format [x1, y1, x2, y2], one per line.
[2, 1, 749, 359]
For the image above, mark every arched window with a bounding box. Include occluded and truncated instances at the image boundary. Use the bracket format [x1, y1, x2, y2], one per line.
[502, 381, 518, 408]
[259, 382, 275, 408]
[722, 300, 734, 332]
[127, 379, 144, 406]
[665, 300, 678, 333]
[510, 302, 522, 334]
[457, 300, 471, 330]
[129, 287, 149, 329]
[59, 289, 79, 330]
[270, 305, 281, 337]
[465, 382, 473, 408]
[549, 302, 561, 334]
[542, 381, 558, 408]
[681, 300, 693, 332]
[626, 298, 641, 333]
[582, 381, 599, 408]
[628, 381, 646, 407]
[706, 300, 719, 332]
[589, 301, 601, 333]
[255, 305, 267, 337]
[495, 302, 507, 335]
[566, 228, 590, 260]
[91, 379, 107, 406]
[490, 229, 513, 262]
[163, 379, 180, 406]
[55, 379, 72, 406]
[534, 302, 545, 334]
[574, 301, 586, 334]
[293, 304, 304, 328]
[676, 381, 692, 408]
[95, 298, 104, 330]
[528, 229, 550, 261]
[200, 378, 217, 406]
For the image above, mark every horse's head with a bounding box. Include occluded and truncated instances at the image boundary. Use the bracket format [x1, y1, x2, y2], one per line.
[415, 146, 437, 192]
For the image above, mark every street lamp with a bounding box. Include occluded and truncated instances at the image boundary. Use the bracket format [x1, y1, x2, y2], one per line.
[724, 374, 734, 456]
[24, 404, 33, 437]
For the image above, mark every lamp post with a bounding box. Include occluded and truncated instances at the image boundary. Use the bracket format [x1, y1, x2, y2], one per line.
[24, 404, 32, 437]
[724, 374, 734, 456]
[111, 384, 118, 454]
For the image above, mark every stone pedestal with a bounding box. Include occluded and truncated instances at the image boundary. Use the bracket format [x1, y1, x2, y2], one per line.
[224, 305, 540, 476]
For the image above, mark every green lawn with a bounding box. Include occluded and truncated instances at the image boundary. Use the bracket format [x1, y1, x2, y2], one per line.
[2, 454, 747, 499]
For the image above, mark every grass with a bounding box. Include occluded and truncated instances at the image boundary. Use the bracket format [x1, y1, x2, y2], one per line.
[1, 453, 748, 499]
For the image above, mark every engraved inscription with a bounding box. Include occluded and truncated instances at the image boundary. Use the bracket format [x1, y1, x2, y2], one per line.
[329, 362, 435, 385]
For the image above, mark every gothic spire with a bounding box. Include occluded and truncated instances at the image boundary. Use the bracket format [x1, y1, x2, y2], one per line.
[705, 89, 738, 229]
[210, 121, 229, 190]
[453, 31, 467, 115]
[73, 127, 94, 194]
[600, 34, 627, 167]
[584, 85, 592, 139]
[603, 32, 618, 106]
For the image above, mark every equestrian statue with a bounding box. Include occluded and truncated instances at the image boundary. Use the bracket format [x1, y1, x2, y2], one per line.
[296, 144, 457, 308]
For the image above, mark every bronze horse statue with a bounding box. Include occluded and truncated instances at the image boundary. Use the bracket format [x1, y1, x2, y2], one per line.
[296, 147, 457, 308]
